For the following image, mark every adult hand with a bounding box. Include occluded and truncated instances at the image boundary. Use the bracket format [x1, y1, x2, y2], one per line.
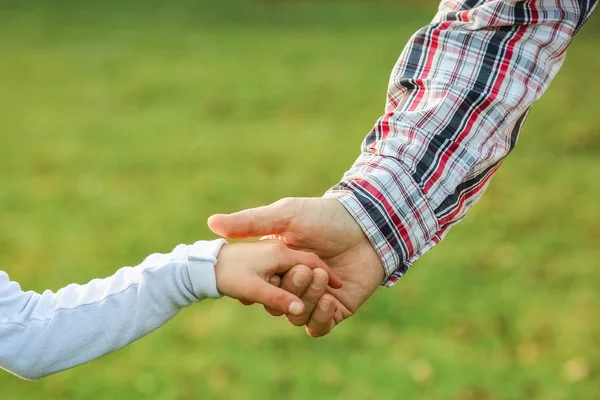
[208, 197, 385, 337]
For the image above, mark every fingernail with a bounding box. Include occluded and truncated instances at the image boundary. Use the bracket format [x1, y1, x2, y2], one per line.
[289, 301, 303, 316]
[292, 272, 307, 287]
[269, 275, 282, 286]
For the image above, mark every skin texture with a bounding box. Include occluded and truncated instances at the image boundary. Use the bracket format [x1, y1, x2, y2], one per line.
[208, 197, 385, 337]
[214, 240, 342, 316]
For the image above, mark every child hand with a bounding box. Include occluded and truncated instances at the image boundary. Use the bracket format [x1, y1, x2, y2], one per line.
[214, 240, 342, 316]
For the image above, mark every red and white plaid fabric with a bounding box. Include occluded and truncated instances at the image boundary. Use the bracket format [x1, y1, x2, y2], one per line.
[326, 0, 597, 287]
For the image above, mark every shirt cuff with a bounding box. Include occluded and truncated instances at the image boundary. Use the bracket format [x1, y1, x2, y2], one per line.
[325, 153, 438, 287]
[184, 239, 228, 300]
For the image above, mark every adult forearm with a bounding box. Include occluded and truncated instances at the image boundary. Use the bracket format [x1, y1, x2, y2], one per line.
[327, 0, 597, 286]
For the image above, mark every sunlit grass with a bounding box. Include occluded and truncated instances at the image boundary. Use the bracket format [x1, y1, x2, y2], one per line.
[1, 1, 599, 399]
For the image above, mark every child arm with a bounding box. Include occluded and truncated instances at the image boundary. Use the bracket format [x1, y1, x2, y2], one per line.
[0, 239, 226, 380]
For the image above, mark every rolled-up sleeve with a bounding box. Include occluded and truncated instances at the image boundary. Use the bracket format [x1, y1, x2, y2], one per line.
[326, 0, 597, 286]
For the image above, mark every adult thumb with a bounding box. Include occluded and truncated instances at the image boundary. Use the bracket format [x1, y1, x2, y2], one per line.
[208, 198, 297, 239]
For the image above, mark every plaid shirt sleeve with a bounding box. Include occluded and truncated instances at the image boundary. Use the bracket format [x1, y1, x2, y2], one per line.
[325, 0, 597, 287]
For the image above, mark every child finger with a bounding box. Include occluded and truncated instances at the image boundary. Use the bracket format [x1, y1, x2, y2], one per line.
[269, 275, 282, 287]
[250, 280, 305, 317]
[287, 268, 329, 327]
[277, 247, 343, 289]
[305, 294, 337, 338]
[264, 265, 312, 316]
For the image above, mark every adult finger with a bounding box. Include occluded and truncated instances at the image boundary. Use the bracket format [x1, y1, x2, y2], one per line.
[287, 268, 329, 327]
[264, 265, 312, 317]
[305, 294, 337, 338]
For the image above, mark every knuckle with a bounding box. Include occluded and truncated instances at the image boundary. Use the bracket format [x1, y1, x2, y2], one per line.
[303, 285, 325, 302]
[276, 197, 295, 209]
[270, 290, 288, 309]
[270, 240, 286, 252]
[273, 198, 299, 226]
[303, 291, 321, 304]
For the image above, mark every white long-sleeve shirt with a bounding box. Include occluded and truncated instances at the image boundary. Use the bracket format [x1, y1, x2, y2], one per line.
[0, 239, 227, 380]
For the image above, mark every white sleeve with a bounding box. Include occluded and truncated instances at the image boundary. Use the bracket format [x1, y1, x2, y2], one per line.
[0, 239, 227, 380]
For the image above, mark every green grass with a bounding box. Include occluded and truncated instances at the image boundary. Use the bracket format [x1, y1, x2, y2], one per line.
[1, 1, 599, 399]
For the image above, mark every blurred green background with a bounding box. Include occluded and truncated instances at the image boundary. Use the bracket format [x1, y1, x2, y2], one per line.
[1, 1, 599, 399]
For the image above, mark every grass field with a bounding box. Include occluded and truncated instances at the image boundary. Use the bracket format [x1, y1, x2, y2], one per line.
[1, 1, 599, 399]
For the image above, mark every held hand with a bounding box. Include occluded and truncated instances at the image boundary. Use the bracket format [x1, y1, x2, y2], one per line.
[214, 240, 341, 316]
[209, 197, 385, 337]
